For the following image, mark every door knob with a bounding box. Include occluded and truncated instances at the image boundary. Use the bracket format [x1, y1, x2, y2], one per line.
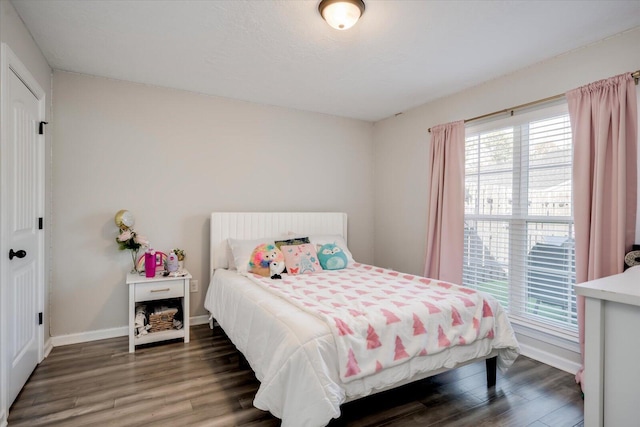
[9, 249, 26, 260]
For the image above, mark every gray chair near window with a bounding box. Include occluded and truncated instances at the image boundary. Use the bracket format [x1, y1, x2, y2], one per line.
[526, 238, 576, 316]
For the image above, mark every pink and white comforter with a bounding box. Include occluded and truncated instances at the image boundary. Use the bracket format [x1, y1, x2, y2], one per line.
[206, 266, 519, 426]
[245, 264, 498, 382]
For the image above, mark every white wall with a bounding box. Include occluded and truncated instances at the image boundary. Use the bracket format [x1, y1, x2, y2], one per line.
[51, 71, 374, 337]
[373, 27, 640, 276]
[372, 27, 640, 371]
[0, 0, 52, 423]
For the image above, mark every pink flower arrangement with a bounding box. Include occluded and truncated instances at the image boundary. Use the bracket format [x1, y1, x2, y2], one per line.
[116, 228, 148, 251]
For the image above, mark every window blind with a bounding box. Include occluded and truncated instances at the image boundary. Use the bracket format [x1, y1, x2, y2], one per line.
[463, 103, 577, 336]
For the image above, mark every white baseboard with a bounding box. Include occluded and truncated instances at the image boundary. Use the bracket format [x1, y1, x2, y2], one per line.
[50, 315, 211, 347]
[519, 342, 581, 375]
[51, 326, 128, 347]
[43, 338, 53, 358]
[190, 315, 210, 326]
[0, 409, 6, 427]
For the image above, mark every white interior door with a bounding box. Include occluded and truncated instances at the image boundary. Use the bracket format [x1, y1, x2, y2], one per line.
[1, 45, 44, 409]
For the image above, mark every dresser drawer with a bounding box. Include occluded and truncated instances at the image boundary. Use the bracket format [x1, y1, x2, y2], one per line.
[135, 280, 184, 302]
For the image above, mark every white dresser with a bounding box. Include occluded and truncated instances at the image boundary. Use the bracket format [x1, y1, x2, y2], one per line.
[574, 266, 640, 427]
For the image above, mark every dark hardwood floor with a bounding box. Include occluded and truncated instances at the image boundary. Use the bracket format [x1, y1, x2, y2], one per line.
[8, 324, 583, 426]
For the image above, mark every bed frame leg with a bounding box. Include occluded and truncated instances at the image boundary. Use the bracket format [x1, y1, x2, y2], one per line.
[210, 321, 221, 338]
[239, 353, 250, 369]
[486, 356, 497, 388]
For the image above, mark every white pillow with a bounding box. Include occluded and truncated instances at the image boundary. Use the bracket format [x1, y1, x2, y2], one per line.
[308, 234, 355, 266]
[225, 241, 236, 270]
[228, 237, 280, 274]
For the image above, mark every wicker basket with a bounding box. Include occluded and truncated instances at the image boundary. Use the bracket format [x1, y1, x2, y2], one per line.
[148, 308, 178, 333]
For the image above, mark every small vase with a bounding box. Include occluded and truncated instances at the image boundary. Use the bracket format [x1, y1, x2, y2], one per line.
[178, 259, 185, 272]
[130, 249, 140, 274]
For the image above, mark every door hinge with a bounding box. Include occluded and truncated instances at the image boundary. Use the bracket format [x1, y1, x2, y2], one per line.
[38, 312, 43, 325]
[38, 217, 43, 230]
[39, 121, 48, 135]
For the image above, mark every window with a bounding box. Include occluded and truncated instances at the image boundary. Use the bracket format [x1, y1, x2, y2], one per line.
[463, 103, 576, 337]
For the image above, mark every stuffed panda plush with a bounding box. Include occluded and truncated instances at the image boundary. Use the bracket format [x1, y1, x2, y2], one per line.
[270, 259, 285, 279]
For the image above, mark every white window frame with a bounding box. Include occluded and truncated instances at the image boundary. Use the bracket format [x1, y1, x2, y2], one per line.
[464, 101, 578, 342]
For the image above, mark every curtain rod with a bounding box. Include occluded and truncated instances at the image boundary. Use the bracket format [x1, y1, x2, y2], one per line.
[427, 69, 640, 133]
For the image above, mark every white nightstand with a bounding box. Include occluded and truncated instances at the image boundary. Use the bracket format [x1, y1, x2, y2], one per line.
[127, 271, 191, 353]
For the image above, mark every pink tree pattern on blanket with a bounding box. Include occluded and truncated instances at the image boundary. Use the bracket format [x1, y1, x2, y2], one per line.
[245, 263, 497, 382]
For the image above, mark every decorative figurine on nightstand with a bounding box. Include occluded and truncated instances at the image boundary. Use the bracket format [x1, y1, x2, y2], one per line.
[167, 252, 179, 272]
[173, 248, 185, 271]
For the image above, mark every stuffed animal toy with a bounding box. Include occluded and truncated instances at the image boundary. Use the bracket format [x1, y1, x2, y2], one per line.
[134, 305, 151, 336]
[248, 243, 285, 278]
[317, 243, 348, 270]
[270, 259, 285, 279]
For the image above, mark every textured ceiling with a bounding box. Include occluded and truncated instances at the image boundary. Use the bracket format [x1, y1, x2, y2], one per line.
[11, 0, 640, 122]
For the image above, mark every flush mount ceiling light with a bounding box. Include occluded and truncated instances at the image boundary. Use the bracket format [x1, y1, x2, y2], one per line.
[318, 0, 365, 30]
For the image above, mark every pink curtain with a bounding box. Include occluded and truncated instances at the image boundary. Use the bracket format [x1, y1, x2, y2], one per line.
[424, 121, 465, 284]
[567, 73, 638, 389]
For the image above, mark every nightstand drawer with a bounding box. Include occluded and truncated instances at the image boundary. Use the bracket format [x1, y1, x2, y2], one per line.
[135, 280, 184, 302]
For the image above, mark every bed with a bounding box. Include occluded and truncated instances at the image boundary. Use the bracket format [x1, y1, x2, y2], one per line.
[204, 212, 519, 427]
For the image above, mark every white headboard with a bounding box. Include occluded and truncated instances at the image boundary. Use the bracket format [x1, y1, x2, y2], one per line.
[210, 212, 348, 276]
